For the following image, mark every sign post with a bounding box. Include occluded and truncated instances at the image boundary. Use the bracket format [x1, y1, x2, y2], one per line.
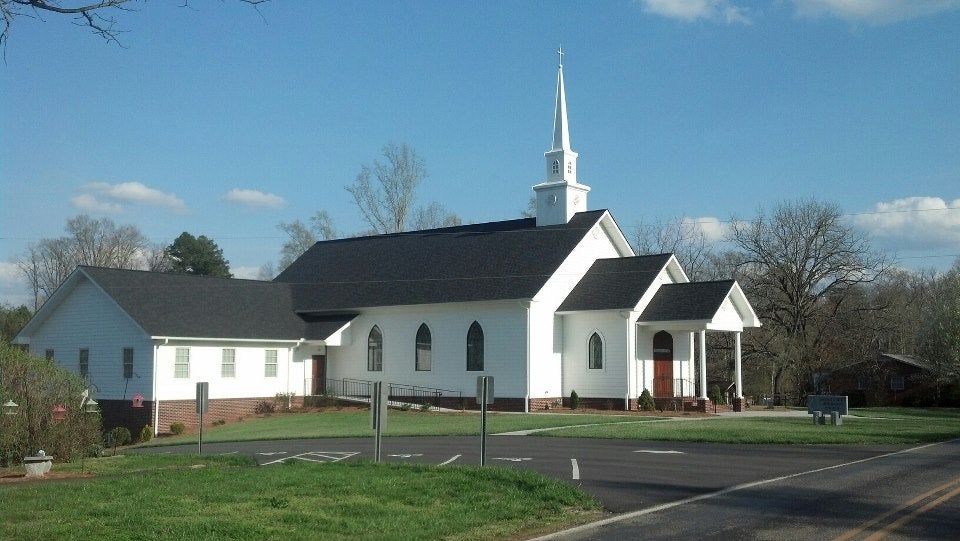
[196, 382, 209, 455]
[370, 381, 388, 462]
[476, 376, 494, 466]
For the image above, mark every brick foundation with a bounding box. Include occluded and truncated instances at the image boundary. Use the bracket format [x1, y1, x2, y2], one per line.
[156, 396, 304, 434]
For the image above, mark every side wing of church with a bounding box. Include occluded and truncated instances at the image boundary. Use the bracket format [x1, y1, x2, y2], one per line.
[14, 54, 759, 432]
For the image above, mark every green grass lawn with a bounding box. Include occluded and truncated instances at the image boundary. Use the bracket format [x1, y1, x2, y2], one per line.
[543, 408, 960, 444]
[1, 454, 602, 541]
[141, 410, 660, 446]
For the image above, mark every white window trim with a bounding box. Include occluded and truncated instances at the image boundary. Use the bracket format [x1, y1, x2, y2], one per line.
[265, 349, 278, 378]
[587, 330, 605, 371]
[222, 348, 236, 378]
[174, 347, 190, 379]
[415, 322, 432, 372]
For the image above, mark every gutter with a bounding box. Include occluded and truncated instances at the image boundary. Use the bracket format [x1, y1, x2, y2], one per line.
[152, 338, 167, 435]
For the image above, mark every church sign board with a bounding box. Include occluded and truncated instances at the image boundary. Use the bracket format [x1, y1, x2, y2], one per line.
[807, 395, 848, 416]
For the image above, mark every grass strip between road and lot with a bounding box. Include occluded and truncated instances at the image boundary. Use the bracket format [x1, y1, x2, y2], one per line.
[1, 454, 602, 541]
[138, 407, 960, 447]
[139, 410, 663, 446]
[542, 408, 960, 444]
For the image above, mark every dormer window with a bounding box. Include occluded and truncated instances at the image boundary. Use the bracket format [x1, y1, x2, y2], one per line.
[552, 159, 560, 175]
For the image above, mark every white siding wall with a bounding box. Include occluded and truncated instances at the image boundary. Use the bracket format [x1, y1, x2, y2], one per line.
[154, 341, 306, 401]
[325, 302, 529, 398]
[27, 278, 154, 400]
[531, 220, 624, 400]
[708, 298, 745, 332]
[562, 311, 629, 398]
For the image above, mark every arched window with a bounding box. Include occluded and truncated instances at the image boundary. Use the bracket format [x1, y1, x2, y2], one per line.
[566, 161, 573, 174]
[367, 326, 383, 371]
[552, 159, 560, 175]
[588, 332, 603, 369]
[415, 323, 432, 371]
[466, 321, 484, 371]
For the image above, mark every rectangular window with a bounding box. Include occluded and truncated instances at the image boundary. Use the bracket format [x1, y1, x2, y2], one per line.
[45, 349, 54, 360]
[79, 349, 89, 378]
[174, 348, 190, 378]
[123, 348, 134, 379]
[222, 349, 236, 378]
[890, 375, 905, 391]
[265, 349, 278, 378]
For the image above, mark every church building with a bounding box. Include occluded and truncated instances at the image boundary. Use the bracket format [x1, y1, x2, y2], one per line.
[14, 54, 760, 433]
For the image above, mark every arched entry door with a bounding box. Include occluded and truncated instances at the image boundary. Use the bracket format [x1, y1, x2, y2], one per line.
[653, 331, 673, 397]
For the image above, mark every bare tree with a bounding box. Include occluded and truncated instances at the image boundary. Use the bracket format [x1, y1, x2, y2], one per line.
[346, 143, 427, 234]
[916, 257, 960, 393]
[142, 242, 173, 272]
[521, 195, 536, 219]
[632, 217, 714, 280]
[1, 0, 268, 51]
[256, 261, 275, 281]
[277, 210, 338, 270]
[729, 199, 889, 401]
[17, 214, 147, 309]
[411, 201, 462, 230]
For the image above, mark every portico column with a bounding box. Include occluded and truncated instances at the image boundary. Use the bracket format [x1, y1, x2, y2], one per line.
[734, 331, 743, 399]
[698, 330, 707, 400]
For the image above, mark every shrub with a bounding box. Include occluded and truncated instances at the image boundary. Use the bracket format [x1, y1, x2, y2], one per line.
[419, 403, 432, 412]
[212, 419, 226, 426]
[304, 394, 337, 408]
[139, 425, 153, 443]
[569, 390, 579, 410]
[638, 389, 656, 411]
[254, 400, 276, 414]
[0, 342, 101, 467]
[274, 392, 296, 412]
[110, 426, 132, 446]
[169, 422, 185, 435]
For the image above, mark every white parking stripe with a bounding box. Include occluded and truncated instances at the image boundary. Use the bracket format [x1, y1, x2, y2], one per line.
[440, 454, 462, 465]
[571, 458, 580, 480]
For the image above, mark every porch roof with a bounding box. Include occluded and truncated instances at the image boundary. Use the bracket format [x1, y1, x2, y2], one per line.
[637, 280, 760, 330]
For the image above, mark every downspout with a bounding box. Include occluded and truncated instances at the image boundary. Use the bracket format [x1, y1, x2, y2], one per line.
[622, 312, 633, 410]
[152, 338, 167, 435]
[525, 302, 532, 413]
[288, 338, 304, 409]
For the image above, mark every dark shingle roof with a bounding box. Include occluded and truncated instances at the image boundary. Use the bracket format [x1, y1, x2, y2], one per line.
[637, 280, 736, 322]
[80, 266, 354, 340]
[276, 210, 607, 310]
[557, 254, 672, 312]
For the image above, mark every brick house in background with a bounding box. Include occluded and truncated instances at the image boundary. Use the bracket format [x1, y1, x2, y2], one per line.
[825, 353, 936, 407]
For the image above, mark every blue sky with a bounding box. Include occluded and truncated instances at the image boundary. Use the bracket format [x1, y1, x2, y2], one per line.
[2, 0, 959, 306]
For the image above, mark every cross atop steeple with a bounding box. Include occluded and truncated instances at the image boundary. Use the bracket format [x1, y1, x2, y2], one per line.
[558, 45, 563, 67]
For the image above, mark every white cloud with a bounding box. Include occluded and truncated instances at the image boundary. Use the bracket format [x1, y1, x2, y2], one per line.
[0, 261, 31, 307]
[79, 181, 188, 214]
[222, 188, 285, 209]
[681, 216, 730, 243]
[231, 265, 266, 280]
[792, 0, 960, 25]
[638, 0, 752, 24]
[70, 193, 123, 214]
[853, 196, 960, 251]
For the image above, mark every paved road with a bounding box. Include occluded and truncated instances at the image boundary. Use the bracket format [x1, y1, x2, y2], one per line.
[139, 435, 960, 540]
[541, 438, 960, 541]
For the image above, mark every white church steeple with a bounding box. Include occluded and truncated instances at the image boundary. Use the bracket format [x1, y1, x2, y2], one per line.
[534, 47, 590, 227]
